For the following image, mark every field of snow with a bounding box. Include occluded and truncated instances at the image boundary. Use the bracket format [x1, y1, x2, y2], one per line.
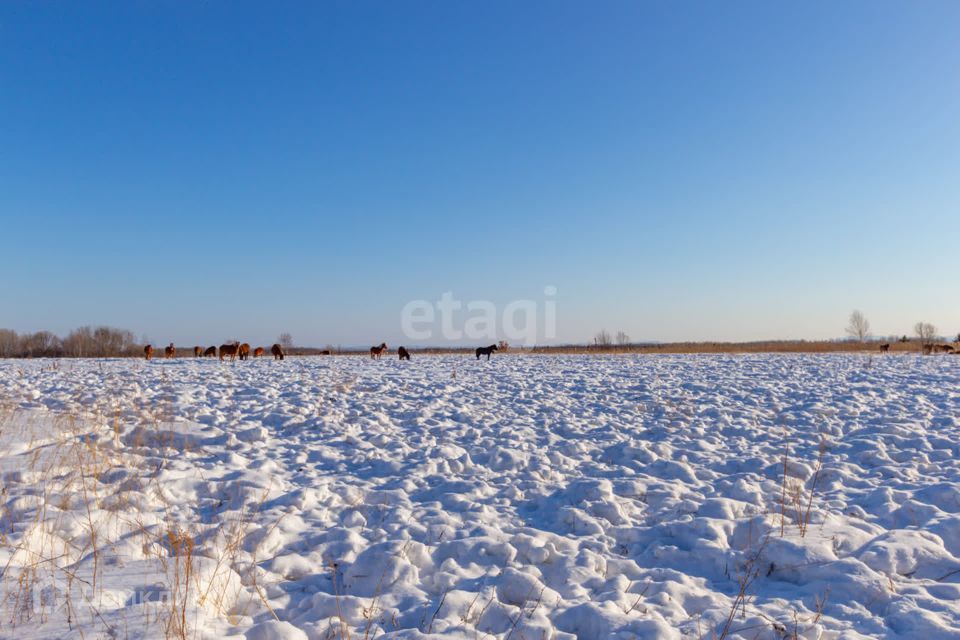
[0, 353, 958, 639]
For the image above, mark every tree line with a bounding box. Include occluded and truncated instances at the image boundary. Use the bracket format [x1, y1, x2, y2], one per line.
[0, 326, 140, 358]
[845, 310, 956, 350]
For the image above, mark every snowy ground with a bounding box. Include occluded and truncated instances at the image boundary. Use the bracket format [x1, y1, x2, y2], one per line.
[0, 354, 958, 639]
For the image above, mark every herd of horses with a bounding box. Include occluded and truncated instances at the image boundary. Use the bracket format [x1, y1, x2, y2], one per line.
[368, 343, 499, 360]
[879, 342, 957, 354]
[144, 339, 960, 361]
[143, 341, 504, 362]
[144, 342, 286, 361]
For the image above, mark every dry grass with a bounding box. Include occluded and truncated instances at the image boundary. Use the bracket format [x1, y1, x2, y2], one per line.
[779, 438, 828, 538]
[533, 338, 950, 355]
[0, 399, 283, 639]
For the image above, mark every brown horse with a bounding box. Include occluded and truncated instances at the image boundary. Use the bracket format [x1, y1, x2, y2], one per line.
[253, 347, 265, 358]
[194, 346, 203, 358]
[879, 343, 890, 352]
[398, 346, 410, 361]
[204, 346, 217, 357]
[271, 344, 285, 360]
[238, 343, 251, 360]
[144, 345, 154, 360]
[219, 342, 240, 361]
[370, 343, 387, 359]
[935, 344, 956, 354]
[164, 343, 175, 359]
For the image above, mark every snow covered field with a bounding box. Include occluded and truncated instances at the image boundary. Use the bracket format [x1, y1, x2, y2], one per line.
[0, 353, 958, 639]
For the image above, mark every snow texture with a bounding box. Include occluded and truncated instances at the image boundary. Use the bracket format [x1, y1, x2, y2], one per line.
[0, 353, 958, 638]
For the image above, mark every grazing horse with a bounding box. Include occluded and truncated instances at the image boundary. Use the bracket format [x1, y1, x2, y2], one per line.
[253, 347, 265, 358]
[320, 350, 331, 356]
[164, 343, 176, 359]
[879, 343, 890, 353]
[219, 342, 240, 361]
[144, 345, 154, 360]
[194, 346, 203, 358]
[238, 343, 251, 361]
[370, 343, 387, 359]
[398, 346, 410, 361]
[476, 344, 498, 360]
[204, 346, 217, 357]
[271, 344, 285, 360]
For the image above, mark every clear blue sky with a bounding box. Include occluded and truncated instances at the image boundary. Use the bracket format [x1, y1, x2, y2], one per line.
[1, 1, 958, 347]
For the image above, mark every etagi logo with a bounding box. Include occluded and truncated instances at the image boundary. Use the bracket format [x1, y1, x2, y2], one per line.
[401, 287, 557, 347]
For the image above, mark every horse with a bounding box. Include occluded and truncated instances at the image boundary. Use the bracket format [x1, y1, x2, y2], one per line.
[203, 346, 217, 357]
[164, 343, 176, 359]
[370, 343, 387, 359]
[253, 347, 265, 358]
[320, 350, 331, 356]
[238, 343, 251, 361]
[398, 346, 410, 361]
[935, 344, 956, 354]
[879, 343, 890, 352]
[476, 344, 498, 360]
[271, 344, 285, 360]
[144, 345, 154, 360]
[194, 346, 203, 358]
[219, 342, 240, 361]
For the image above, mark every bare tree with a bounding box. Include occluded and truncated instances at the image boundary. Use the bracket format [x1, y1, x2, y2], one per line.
[914, 322, 938, 351]
[594, 329, 612, 347]
[845, 310, 871, 342]
[278, 332, 294, 351]
[0, 329, 18, 358]
[615, 331, 630, 346]
[63, 326, 137, 357]
[63, 326, 95, 357]
[19, 331, 61, 357]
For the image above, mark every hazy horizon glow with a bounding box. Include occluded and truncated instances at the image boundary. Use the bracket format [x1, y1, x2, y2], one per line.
[2, 1, 958, 347]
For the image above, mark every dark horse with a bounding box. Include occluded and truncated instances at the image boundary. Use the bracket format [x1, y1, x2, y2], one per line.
[398, 346, 410, 361]
[476, 344, 498, 360]
[879, 343, 890, 352]
[219, 342, 240, 361]
[203, 346, 217, 357]
[271, 344, 285, 360]
[370, 343, 387, 359]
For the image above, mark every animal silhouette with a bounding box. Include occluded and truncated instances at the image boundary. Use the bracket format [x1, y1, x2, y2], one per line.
[476, 344, 498, 360]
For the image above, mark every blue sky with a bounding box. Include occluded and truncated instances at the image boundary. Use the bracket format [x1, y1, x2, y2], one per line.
[1, 1, 958, 347]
